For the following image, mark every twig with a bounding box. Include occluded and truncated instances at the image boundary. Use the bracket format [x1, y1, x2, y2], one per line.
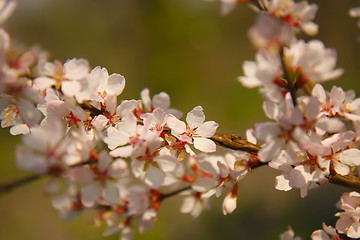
[159, 186, 192, 201]
[211, 133, 260, 155]
[0, 173, 46, 193]
[279, 48, 297, 106]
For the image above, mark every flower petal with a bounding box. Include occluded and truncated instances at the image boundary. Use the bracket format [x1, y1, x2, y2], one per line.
[193, 137, 216, 153]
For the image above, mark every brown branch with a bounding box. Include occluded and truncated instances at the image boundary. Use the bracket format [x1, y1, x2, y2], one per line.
[159, 186, 192, 201]
[0, 159, 99, 195]
[279, 48, 297, 106]
[2, 133, 360, 196]
[211, 133, 360, 191]
[0, 173, 46, 194]
[210, 133, 260, 155]
[328, 174, 360, 191]
[79, 102, 108, 116]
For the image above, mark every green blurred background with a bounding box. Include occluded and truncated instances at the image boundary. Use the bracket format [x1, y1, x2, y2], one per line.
[1, 0, 360, 239]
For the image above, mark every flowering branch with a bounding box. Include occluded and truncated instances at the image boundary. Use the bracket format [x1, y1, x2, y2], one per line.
[2, 0, 360, 239]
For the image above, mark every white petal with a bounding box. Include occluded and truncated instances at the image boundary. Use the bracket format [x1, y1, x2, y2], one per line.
[116, 100, 141, 116]
[139, 209, 157, 234]
[311, 230, 330, 240]
[347, 223, 360, 238]
[180, 196, 195, 214]
[193, 137, 216, 153]
[217, 161, 229, 179]
[186, 106, 205, 129]
[335, 214, 352, 234]
[81, 182, 102, 207]
[305, 97, 320, 121]
[10, 124, 29, 135]
[98, 151, 112, 172]
[17, 98, 42, 125]
[63, 58, 89, 80]
[192, 177, 214, 192]
[152, 92, 170, 110]
[333, 161, 350, 176]
[109, 145, 133, 158]
[258, 139, 282, 162]
[16, 145, 46, 173]
[107, 73, 125, 96]
[196, 121, 218, 138]
[166, 114, 186, 136]
[140, 88, 152, 112]
[91, 115, 108, 131]
[103, 182, 119, 204]
[33, 76, 56, 90]
[337, 149, 360, 167]
[222, 193, 237, 215]
[155, 154, 179, 172]
[263, 100, 279, 120]
[23, 127, 47, 152]
[275, 175, 292, 191]
[312, 84, 326, 103]
[109, 158, 128, 177]
[104, 130, 129, 150]
[144, 165, 165, 189]
[289, 165, 310, 188]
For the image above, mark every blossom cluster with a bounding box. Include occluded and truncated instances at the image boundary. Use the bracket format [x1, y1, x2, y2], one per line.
[2, 0, 360, 239]
[233, 0, 360, 238]
[0, 0, 254, 238]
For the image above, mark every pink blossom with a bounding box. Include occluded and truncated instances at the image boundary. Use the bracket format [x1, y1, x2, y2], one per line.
[166, 106, 219, 153]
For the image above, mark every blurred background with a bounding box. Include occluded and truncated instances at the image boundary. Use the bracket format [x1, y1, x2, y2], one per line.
[1, 0, 360, 239]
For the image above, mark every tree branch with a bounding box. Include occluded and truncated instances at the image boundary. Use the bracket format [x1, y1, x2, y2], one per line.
[1, 133, 360, 196]
[211, 133, 260, 155]
[159, 186, 192, 201]
[0, 173, 46, 194]
[279, 48, 297, 106]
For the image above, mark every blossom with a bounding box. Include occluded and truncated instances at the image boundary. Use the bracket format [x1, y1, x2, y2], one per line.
[284, 40, 343, 84]
[268, 0, 318, 35]
[15, 118, 68, 174]
[140, 88, 182, 118]
[104, 111, 144, 158]
[1, 98, 43, 135]
[311, 223, 340, 240]
[248, 13, 293, 52]
[33, 58, 90, 96]
[180, 190, 211, 218]
[280, 227, 302, 240]
[335, 191, 360, 238]
[312, 84, 360, 122]
[166, 106, 219, 153]
[75, 66, 125, 104]
[69, 151, 128, 207]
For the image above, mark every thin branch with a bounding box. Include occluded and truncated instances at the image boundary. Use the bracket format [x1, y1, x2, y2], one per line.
[0, 159, 99, 195]
[159, 186, 192, 201]
[279, 48, 297, 106]
[211, 133, 260, 155]
[212, 133, 360, 191]
[0, 173, 46, 194]
[328, 174, 360, 191]
[2, 132, 360, 196]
